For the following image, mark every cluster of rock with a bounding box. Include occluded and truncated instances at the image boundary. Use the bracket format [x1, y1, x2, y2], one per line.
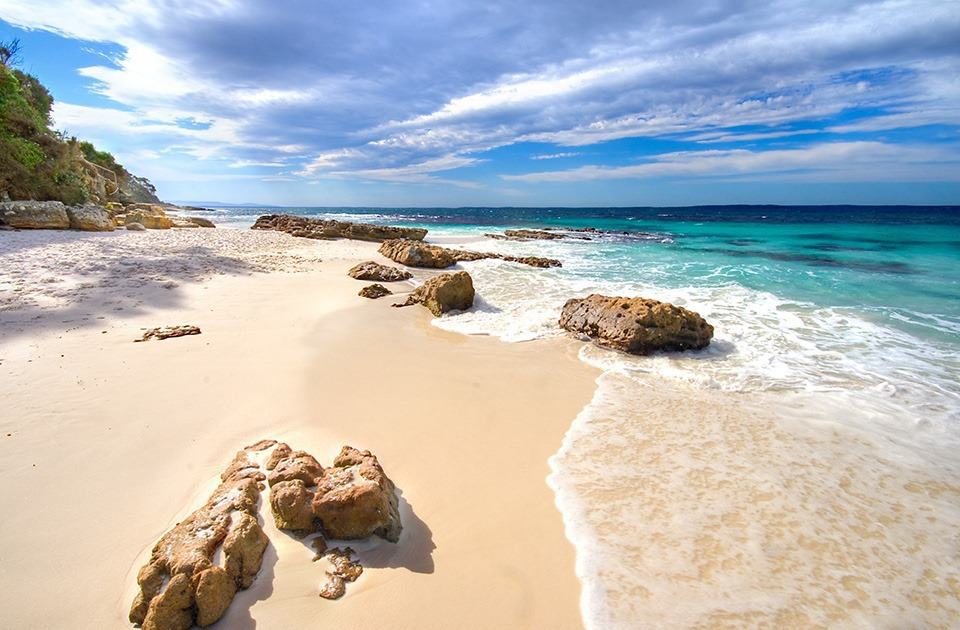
[559, 294, 714, 355]
[378, 239, 561, 269]
[130, 440, 402, 628]
[252, 214, 427, 242]
[393, 271, 475, 316]
[0, 200, 215, 232]
[134, 325, 202, 342]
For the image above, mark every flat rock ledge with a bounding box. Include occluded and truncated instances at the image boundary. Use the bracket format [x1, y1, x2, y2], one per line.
[559, 294, 714, 355]
[348, 261, 413, 282]
[130, 440, 403, 627]
[393, 271, 475, 316]
[252, 214, 427, 242]
[378, 238, 561, 269]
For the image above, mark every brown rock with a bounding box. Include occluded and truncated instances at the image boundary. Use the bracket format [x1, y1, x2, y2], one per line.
[393, 271, 474, 316]
[141, 573, 194, 630]
[125, 210, 173, 230]
[379, 239, 561, 269]
[252, 214, 426, 242]
[265, 442, 292, 471]
[268, 451, 324, 487]
[135, 326, 201, 342]
[270, 479, 317, 532]
[318, 574, 346, 600]
[66, 204, 115, 231]
[126, 222, 147, 231]
[194, 566, 237, 627]
[359, 284, 392, 299]
[348, 261, 413, 282]
[558, 294, 714, 355]
[184, 216, 216, 228]
[312, 446, 402, 542]
[223, 512, 269, 589]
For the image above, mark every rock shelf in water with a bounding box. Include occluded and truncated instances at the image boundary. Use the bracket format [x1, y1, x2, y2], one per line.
[252, 214, 427, 242]
[378, 238, 561, 269]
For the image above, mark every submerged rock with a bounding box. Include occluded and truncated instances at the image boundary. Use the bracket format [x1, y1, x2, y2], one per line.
[348, 261, 412, 282]
[559, 294, 714, 355]
[359, 283, 393, 299]
[393, 271, 474, 316]
[252, 214, 427, 242]
[378, 239, 561, 269]
[0, 200, 70, 229]
[312, 446, 403, 542]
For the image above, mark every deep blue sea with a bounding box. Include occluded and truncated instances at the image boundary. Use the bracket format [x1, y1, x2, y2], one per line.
[206, 204, 960, 626]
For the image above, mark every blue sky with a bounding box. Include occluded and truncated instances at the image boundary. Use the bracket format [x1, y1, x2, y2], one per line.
[1, 1, 959, 206]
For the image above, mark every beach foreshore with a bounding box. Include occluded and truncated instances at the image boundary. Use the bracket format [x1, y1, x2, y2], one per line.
[0, 228, 595, 629]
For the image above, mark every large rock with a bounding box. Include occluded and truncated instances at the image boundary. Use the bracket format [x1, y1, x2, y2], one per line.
[252, 214, 427, 242]
[393, 271, 474, 316]
[184, 216, 216, 228]
[124, 206, 173, 230]
[378, 239, 561, 269]
[194, 566, 237, 627]
[267, 450, 324, 487]
[269, 479, 317, 532]
[348, 261, 412, 282]
[312, 446, 402, 542]
[0, 200, 70, 229]
[141, 572, 194, 630]
[559, 294, 714, 355]
[223, 512, 269, 589]
[66, 204, 115, 231]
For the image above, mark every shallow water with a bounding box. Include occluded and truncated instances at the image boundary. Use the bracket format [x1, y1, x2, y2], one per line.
[212, 205, 960, 626]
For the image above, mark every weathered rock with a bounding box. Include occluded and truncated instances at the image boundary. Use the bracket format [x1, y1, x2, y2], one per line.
[312, 446, 402, 542]
[252, 214, 427, 242]
[265, 442, 292, 471]
[317, 547, 363, 600]
[195, 566, 237, 627]
[126, 222, 147, 231]
[0, 201, 70, 229]
[135, 325, 201, 342]
[223, 512, 269, 589]
[318, 574, 346, 600]
[268, 451, 324, 487]
[393, 271, 474, 316]
[171, 218, 200, 228]
[141, 573, 194, 630]
[348, 261, 412, 282]
[125, 210, 173, 230]
[558, 294, 714, 355]
[378, 239, 561, 269]
[183, 216, 216, 228]
[485, 229, 566, 241]
[66, 204, 115, 231]
[359, 284, 392, 299]
[270, 479, 317, 532]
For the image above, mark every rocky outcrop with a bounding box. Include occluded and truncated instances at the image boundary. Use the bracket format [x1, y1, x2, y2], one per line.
[129, 443, 271, 629]
[348, 261, 413, 282]
[485, 228, 569, 241]
[378, 239, 561, 269]
[0, 200, 70, 229]
[393, 271, 474, 316]
[559, 294, 714, 355]
[66, 204, 114, 231]
[359, 284, 392, 299]
[135, 325, 201, 342]
[118, 174, 162, 205]
[252, 214, 427, 242]
[313, 446, 403, 542]
[119, 204, 174, 230]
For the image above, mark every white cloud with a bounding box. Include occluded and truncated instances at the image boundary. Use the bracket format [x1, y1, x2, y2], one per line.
[531, 152, 580, 160]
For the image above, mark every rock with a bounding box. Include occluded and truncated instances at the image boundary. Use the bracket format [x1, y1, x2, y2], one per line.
[378, 239, 561, 269]
[184, 216, 216, 228]
[359, 284, 392, 299]
[126, 222, 147, 231]
[171, 218, 200, 228]
[348, 261, 412, 282]
[317, 547, 363, 600]
[0, 200, 70, 229]
[486, 229, 566, 241]
[270, 479, 317, 532]
[265, 442, 292, 471]
[195, 566, 237, 627]
[135, 325, 201, 342]
[141, 572, 194, 630]
[125, 211, 173, 230]
[393, 271, 474, 316]
[66, 204, 115, 231]
[223, 512, 269, 589]
[318, 574, 346, 600]
[118, 174, 162, 205]
[252, 214, 427, 242]
[312, 446, 402, 542]
[558, 294, 714, 355]
[268, 450, 324, 487]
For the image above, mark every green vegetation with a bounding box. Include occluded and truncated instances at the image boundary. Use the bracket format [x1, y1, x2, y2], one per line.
[0, 39, 128, 204]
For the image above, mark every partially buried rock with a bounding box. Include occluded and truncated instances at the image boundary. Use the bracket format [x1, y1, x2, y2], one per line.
[135, 325, 201, 342]
[270, 479, 317, 533]
[393, 271, 474, 316]
[559, 294, 714, 355]
[312, 446, 402, 542]
[126, 222, 146, 231]
[359, 284, 392, 299]
[348, 261, 412, 282]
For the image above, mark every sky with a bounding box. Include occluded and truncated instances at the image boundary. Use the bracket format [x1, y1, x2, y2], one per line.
[1, 0, 958, 206]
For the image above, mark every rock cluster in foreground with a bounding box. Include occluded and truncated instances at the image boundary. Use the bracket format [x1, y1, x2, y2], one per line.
[393, 271, 475, 316]
[130, 440, 402, 628]
[252, 214, 427, 242]
[559, 294, 714, 355]
[0, 200, 215, 231]
[378, 238, 561, 269]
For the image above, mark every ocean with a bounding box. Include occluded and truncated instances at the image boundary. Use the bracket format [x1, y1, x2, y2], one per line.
[207, 205, 960, 626]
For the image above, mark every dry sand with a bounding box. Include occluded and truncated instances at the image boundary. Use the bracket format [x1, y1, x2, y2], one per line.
[0, 228, 597, 629]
